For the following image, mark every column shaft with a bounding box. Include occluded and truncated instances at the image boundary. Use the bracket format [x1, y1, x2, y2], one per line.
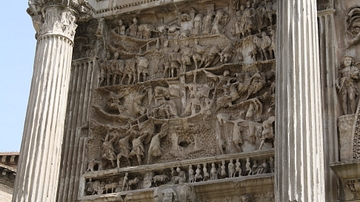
[275, 1, 326, 201]
[13, 6, 76, 202]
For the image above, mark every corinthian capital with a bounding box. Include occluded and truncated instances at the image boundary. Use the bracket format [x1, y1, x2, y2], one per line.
[27, 0, 92, 41]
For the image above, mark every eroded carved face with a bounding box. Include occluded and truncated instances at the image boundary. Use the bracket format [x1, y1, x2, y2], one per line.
[343, 56, 354, 67]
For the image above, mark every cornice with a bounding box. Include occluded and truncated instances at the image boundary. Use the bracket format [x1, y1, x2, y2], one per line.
[87, 0, 187, 18]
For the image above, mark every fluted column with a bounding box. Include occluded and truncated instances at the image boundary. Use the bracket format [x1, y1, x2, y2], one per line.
[275, 1, 326, 201]
[318, 9, 339, 201]
[13, 5, 78, 202]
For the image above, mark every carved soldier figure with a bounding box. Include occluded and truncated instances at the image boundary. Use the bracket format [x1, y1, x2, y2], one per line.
[147, 122, 169, 164]
[129, 134, 147, 165]
[101, 131, 117, 168]
[116, 136, 131, 168]
[337, 56, 359, 114]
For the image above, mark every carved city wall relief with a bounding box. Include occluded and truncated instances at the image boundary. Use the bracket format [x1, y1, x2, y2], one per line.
[82, 0, 276, 199]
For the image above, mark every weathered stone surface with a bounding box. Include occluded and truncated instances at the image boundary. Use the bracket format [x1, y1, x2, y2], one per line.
[15, 0, 360, 201]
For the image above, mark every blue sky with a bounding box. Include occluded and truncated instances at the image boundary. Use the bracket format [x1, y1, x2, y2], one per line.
[0, 2, 36, 152]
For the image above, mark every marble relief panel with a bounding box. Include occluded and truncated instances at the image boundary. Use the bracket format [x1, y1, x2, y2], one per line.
[81, 0, 277, 199]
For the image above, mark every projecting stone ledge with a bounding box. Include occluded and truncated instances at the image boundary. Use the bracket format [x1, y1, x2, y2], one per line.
[80, 174, 274, 202]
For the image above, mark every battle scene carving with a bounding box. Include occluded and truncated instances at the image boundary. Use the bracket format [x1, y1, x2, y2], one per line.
[82, 0, 276, 199]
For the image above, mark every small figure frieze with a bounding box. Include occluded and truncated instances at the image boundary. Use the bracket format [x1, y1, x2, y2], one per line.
[83, 155, 275, 196]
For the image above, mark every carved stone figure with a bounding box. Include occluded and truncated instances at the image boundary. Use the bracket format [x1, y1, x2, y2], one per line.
[117, 136, 131, 168]
[256, 32, 272, 60]
[336, 56, 359, 115]
[122, 59, 136, 85]
[220, 160, 227, 178]
[259, 116, 275, 150]
[245, 157, 251, 175]
[269, 157, 274, 173]
[243, 1, 255, 36]
[138, 24, 155, 39]
[127, 17, 138, 37]
[203, 163, 210, 181]
[147, 122, 169, 164]
[192, 13, 202, 36]
[129, 134, 147, 165]
[228, 159, 235, 178]
[195, 164, 203, 182]
[202, 10, 215, 35]
[268, 28, 276, 59]
[136, 57, 149, 82]
[111, 52, 125, 85]
[210, 163, 217, 180]
[172, 167, 186, 184]
[246, 72, 265, 99]
[257, 159, 268, 174]
[201, 45, 221, 68]
[250, 160, 258, 175]
[232, 121, 244, 152]
[192, 40, 206, 69]
[188, 165, 195, 183]
[122, 172, 129, 191]
[235, 159, 242, 177]
[101, 131, 117, 168]
[232, 5, 246, 39]
[113, 19, 126, 35]
[99, 52, 112, 86]
[211, 9, 229, 35]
